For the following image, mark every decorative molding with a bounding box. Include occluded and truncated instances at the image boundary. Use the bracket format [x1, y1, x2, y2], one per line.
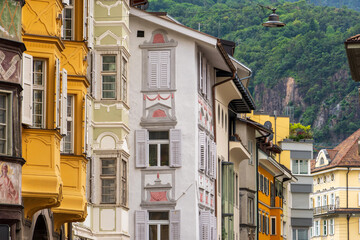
[95, 30, 122, 45]
[96, 0, 122, 16]
[94, 102, 124, 111]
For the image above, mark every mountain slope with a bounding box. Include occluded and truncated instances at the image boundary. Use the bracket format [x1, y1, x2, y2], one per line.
[148, 0, 360, 147]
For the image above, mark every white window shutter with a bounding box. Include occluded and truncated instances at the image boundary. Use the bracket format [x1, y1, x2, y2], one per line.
[91, 52, 97, 99]
[135, 210, 147, 240]
[136, 129, 148, 167]
[170, 210, 180, 240]
[55, 58, 60, 128]
[199, 52, 202, 91]
[206, 63, 211, 97]
[202, 57, 206, 95]
[200, 211, 210, 240]
[199, 131, 205, 171]
[83, 0, 88, 40]
[22, 53, 33, 126]
[148, 51, 159, 88]
[211, 214, 217, 240]
[212, 141, 217, 179]
[83, 96, 88, 154]
[159, 51, 170, 88]
[60, 68, 68, 135]
[84, 95, 92, 157]
[170, 129, 181, 167]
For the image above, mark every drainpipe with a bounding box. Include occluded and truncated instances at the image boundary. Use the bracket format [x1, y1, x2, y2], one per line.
[255, 140, 259, 240]
[346, 167, 350, 240]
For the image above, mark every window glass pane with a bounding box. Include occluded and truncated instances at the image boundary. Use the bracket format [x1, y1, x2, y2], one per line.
[149, 225, 157, 240]
[300, 160, 308, 174]
[271, 218, 276, 234]
[0, 125, 5, 139]
[160, 144, 169, 166]
[149, 212, 169, 220]
[149, 131, 169, 140]
[149, 144, 157, 166]
[292, 229, 296, 240]
[161, 225, 169, 240]
[102, 159, 116, 175]
[0, 140, 4, 153]
[298, 229, 308, 240]
[101, 178, 116, 203]
[102, 56, 116, 71]
[292, 160, 299, 174]
[0, 94, 5, 109]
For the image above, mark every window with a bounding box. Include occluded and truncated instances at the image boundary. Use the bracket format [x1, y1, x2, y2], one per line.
[248, 140, 253, 165]
[317, 196, 321, 207]
[323, 220, 327, 236]
[270, 217, 276, 235]
[322, 195, 327, 207]
[266, 215, 269, 235]
[292, 160, 309, 174]
[149, 131, 169, 167]
[260, 174, 264, 192]
[33, 59, 45, 128]
[0, 93, 11, 155]
[329, 219, 334, 235]
[248, 198, 254, 224]
[102, 55, 116, 99]
[63, 95, 74, 153]
[235, 174, 238, 206]
[258, 211, 262, 232]
[330, 193, 335, 206]
[148, 50, 170, 89]
[101, 159, 116, 203]
[262, 214, 266, 233]
[121, 57, 127, 102]
[121, 160, 127, 205]
[63, 0, 74, 40]
[320, 157, 324, 165]
[314, 220, 320, 236]
[149, 212, 169, 240]
[292, 228, 308, 240]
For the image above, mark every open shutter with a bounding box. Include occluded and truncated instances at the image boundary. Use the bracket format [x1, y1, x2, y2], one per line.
[170, 129, 181, 167]
[148, 51, 159, 88]
[159, 50, 170, 88]
[60, 69, 68, 135]
[202, 57, 206, 95]
[83, 96, 88, 155]
[170, 210, 180, 240]
[91, 52, 97, 98]
[199, 131, 205, 171]
[83, 0, 88, 40]
[212, 214, 217, 240]
[22, 53, 33, 125]
[200, 211, 210, 240]
[55, 58, 60, 128]
[136, 129, 148, 167]
[212, 141, 217, 179]
[199, 52, 202, 92]
[135, 210, 147, 240]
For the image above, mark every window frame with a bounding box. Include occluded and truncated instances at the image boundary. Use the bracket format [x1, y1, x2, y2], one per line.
[100, 158, 117, 204]
[148, 131, 170, 167]
[323, 219, 327, 236]
[101, 55, 117, 100]
[270, 216, 276, 235]
[32, 59, 46, 128]
[62, 0, 74, 40]
[0, 91, 12, 155]
[121, 159, 127, 206]
[314, 220, 320, 236]
[292, 159, 309, 175]
[63, 94, 74, 154]
[148, 211, 170, 240]
[121, 56, 128, 103]
[329, 219, 334, 235]
[248, 197, 254, 224]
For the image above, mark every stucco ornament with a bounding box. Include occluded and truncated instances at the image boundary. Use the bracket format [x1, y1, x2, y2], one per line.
[96, 0, 122, 16]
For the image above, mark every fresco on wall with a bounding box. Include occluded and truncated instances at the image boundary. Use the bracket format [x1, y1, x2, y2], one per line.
[0, 161, 21, 204]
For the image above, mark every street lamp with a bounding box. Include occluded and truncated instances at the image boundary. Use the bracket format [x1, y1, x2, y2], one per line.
[261, 7, 286, 28]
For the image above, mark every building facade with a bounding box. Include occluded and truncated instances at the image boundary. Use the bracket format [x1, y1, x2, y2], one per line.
[21, 0, 89, 238]
[311, 129, 360, 240]
[0, 0, 26, 239]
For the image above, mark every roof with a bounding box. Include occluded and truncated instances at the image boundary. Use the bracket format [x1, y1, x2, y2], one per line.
[312, 128, 360, 173]
[346, 34, 360, 43]
[237, 117, 273, 136]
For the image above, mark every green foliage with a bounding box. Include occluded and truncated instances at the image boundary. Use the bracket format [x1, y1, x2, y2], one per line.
[289, 123, 313, 141]
[147, 0, 360, 145]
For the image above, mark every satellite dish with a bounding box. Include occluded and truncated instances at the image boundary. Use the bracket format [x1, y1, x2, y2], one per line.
[264, 121, 274, 141]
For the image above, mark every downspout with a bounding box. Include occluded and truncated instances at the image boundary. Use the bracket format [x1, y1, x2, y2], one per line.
[255, 140, 259, 240]
[347, 167, 350, 240]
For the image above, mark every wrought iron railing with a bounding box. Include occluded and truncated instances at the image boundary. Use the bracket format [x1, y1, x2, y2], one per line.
[313, 204, 336, 215]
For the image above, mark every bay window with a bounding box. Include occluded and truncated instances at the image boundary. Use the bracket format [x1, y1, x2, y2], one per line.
[101, 158, 116, 204]
[292, 159, 309, 174]
[102, 55, 116, 99]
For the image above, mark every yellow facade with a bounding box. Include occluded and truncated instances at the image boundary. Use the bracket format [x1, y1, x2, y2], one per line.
[21, 0, 88, 233]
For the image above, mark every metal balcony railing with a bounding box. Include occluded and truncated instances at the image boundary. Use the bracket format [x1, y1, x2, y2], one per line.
[313, 204, 336, 215]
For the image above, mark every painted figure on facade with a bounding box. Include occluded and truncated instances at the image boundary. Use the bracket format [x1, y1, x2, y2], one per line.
[0, 163, 19, 204]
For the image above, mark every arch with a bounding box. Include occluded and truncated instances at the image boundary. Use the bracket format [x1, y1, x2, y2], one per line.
[96, 132, 120, 150]
[32, 214, 49, 240]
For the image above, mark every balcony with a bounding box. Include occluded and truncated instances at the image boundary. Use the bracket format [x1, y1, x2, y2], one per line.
[52, 155, 88, 232]
[313, 204, 336, 215]
[22, 129, 63, 220]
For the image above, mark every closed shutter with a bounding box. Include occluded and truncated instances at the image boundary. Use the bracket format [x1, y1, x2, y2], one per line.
[170, 129, 181, 167]
[200, 211, 210, 240]
[198, 52, 202, 91]
[170, 210, 180, 240]
[60, 69, 68, 135]
[211, 214, 217, 240]
[22, 53, 33, 126]
[91, 52, 97, 98]
[199, 131, 205, 171]
[202, 57, 206, 95]
[55, 58, 60, 128]
[136, 129, 148, 167]
[84, 96, 88, 155]
[212, 141, 217, 179]
[135, 210, 147, 240]
[84, 95, 92, 157]
[159, 51, 170, 88]
[148, 51, 159, 88]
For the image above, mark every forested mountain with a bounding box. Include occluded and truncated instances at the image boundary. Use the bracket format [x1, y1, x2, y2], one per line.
[147, 0, 360, 148]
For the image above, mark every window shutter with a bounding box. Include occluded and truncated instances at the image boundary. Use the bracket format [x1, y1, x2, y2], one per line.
[135, 129, 148, 167]
[159, 51, 170, 88]
[91, 52, 97, 98]
[206, 63, 211, 97]
[84, 95, 92, 157]
[55, 58, 60, 128]
[199, 131, 205, 171]
[212, 141, 217, 179]
[170, 210, 180, 240]
[202, 58, 206, 95]
[60, 69, 68, 135]
[170, 129, 181, 167]
[135, 210, 147, 240]
[358, 192, 360, 206]
[83, 0, 88, 40]
[148, 51, 159, 88]
[199, 52, 202, 92]
[200, 211, 210, 240]
[211, 214, 217, 240]
[22, 53, 33, 126]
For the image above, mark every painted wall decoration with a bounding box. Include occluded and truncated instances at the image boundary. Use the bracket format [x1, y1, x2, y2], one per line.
[0, 161, 21, 205]
[0, 50, 21, 83]
[141, 93, 176, 126]
[198, 96, 213, 135]
[198, 173, 215, 210]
